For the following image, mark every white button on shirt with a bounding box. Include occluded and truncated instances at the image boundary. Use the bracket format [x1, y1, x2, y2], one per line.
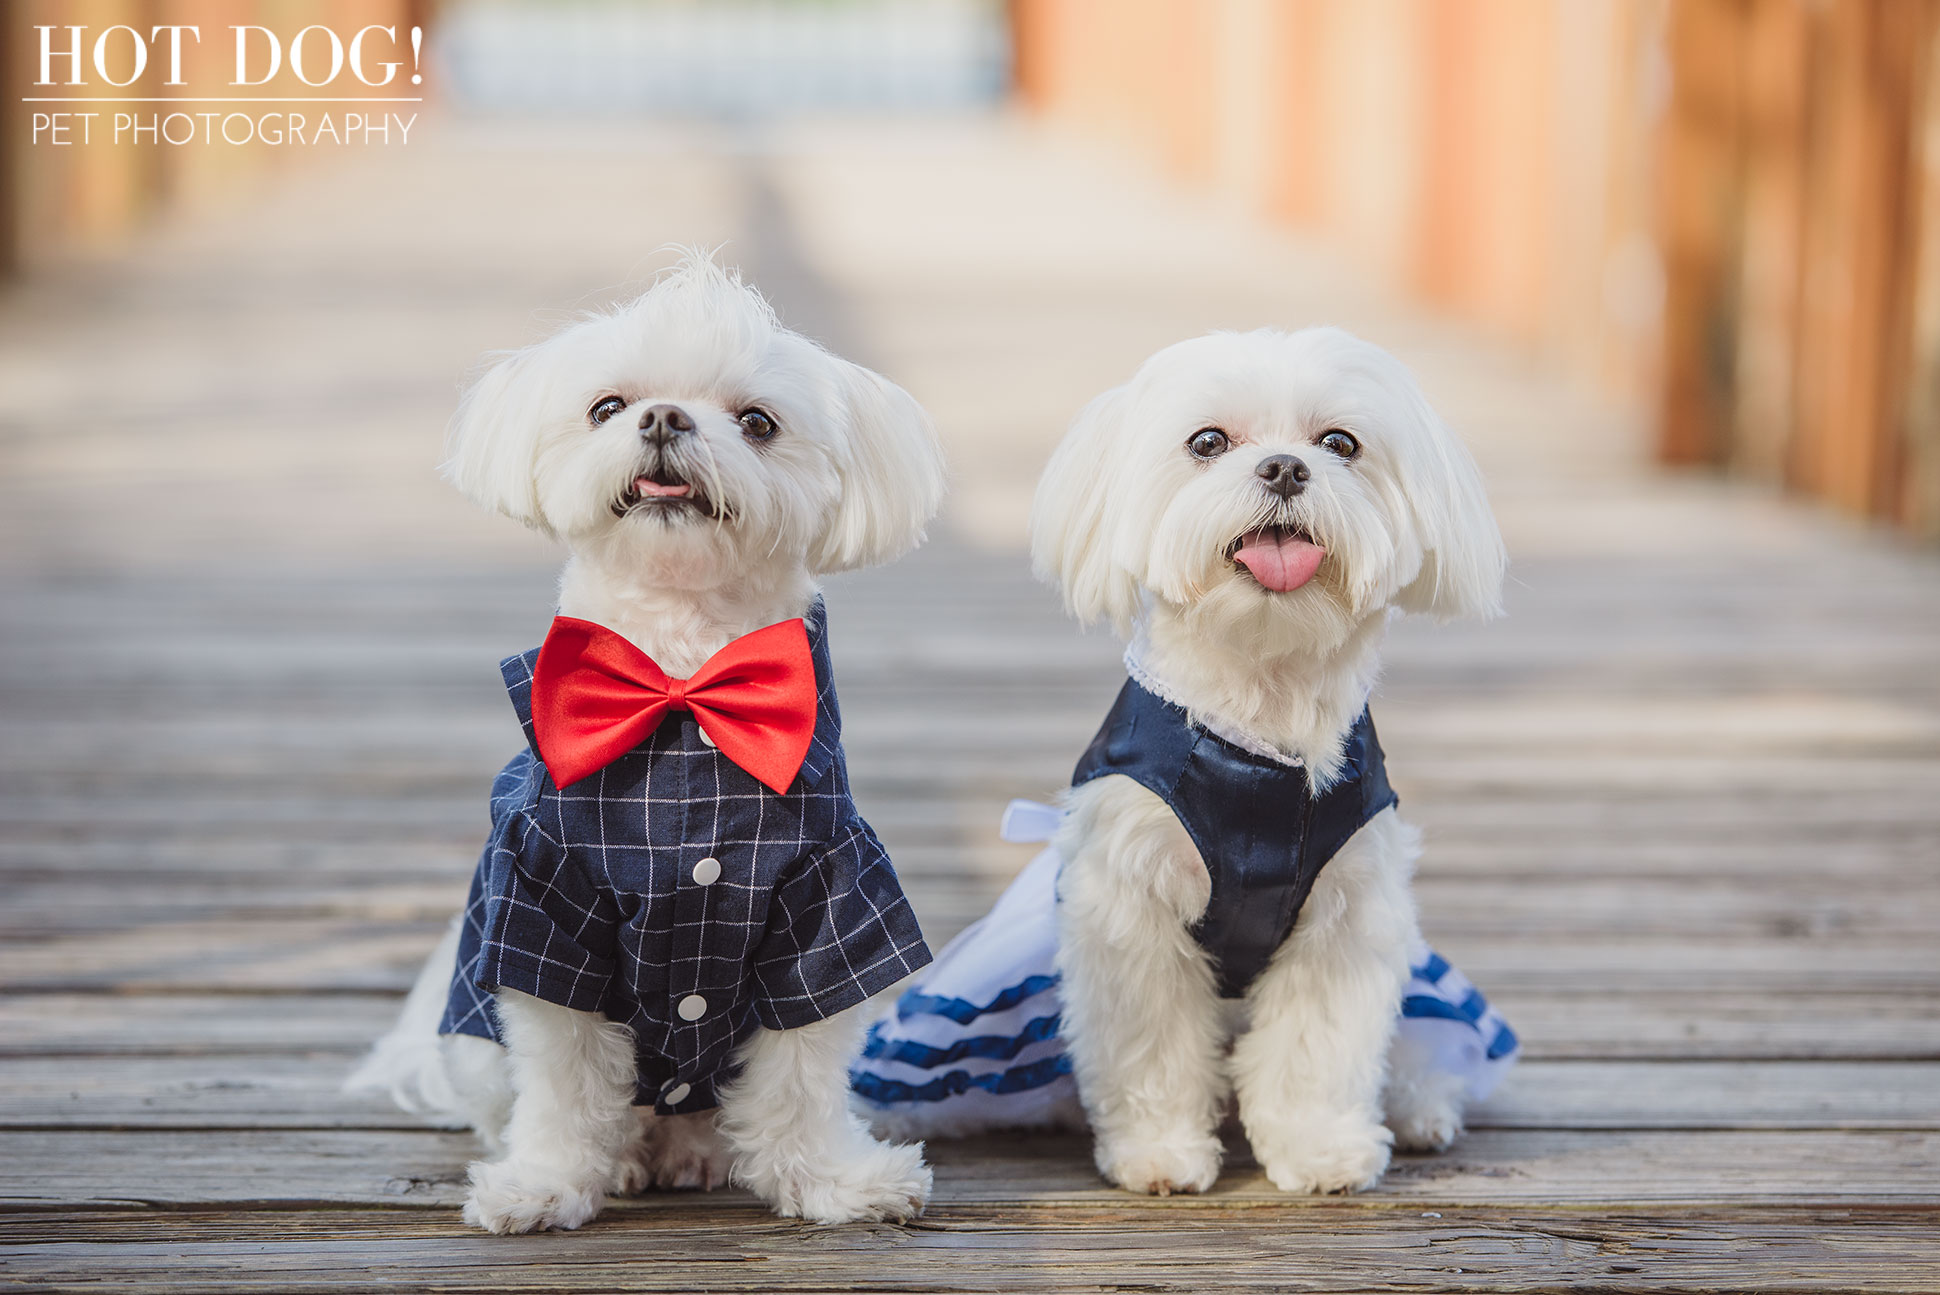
[676, 993, 708, 1021]
[661, 1082, 691, 1106]
[696, 725, 717, 748]
[692, 857, 721, 886]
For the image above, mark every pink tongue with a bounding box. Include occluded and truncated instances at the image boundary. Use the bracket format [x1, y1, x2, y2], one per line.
[634, 476, 691, 498]
[1234, 530, 1326, 592]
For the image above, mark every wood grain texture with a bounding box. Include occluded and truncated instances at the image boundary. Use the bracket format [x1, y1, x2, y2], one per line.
[5, 923, 1936, 994]
[5, 1056, 1937, 1131]
[3, 1207, 1938, 1294]
[8, 988, 1939, 1062]
[3, 1128, 1938, 1210]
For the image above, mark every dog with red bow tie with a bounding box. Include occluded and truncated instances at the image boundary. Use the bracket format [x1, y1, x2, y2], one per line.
[347, 254, 946, 1231]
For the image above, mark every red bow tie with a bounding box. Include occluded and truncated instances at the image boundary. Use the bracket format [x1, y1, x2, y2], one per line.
[530, 616, 817, 794]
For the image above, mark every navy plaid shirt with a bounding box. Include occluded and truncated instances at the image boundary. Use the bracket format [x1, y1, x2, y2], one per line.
[439, 598, 932, 1113]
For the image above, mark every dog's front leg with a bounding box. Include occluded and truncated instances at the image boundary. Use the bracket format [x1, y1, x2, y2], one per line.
[1056, 779, 1228, 1195]
[462, 990, 638, 1233]
[717, 1007, 931, 1223]
[1231, 813, 1416, 1194]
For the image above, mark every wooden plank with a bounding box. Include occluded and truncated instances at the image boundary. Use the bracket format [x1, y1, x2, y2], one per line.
[8, 987, 1931, 1064]
[5, 832, 1935, 884]
[1410, 838, 1940, 880]
[1, 823, 1936, 916]
[0, 1054, 429, 1131]
[1415, 938, 1940, 994]
[0, 920, 442, 993]
[0, 880, 472, 931]
[1471, 1061, 1940, 1130]
[0, 840, 483, 877]
[0, 1127, 1936, 1209]
[5, 784, 1938, 851]
[1409, 876, 1940, 939]
[1, 1205, 1937, 1294]
[1384, 794, 1940, 837]
[0, 994, 397, 1058]
[5, 922, 1932, 994]
[9, 872, 1938, 943]
[1494, 991, 1940, 1062]
[5, 780, 1938, 843]
[0, 925, 1933, 996]
[4, 1056, 1936, 1132]
[26, 761, 1932, 817]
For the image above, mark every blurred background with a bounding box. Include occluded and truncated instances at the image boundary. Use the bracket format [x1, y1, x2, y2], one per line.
[5, 0, 1940, 535]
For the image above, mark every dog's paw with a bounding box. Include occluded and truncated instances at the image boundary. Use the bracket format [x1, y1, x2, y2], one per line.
[612, 1111, 734, 1194]
[1094, 1133, 1222, 1196]
[462, 1159, 605, 1234]
[748, 1137, 932, 1224]
[1252, 1112, 1393, 1195]
[1387, 1098, 1464, 1154]
[1384, 1069, 1468, 1154]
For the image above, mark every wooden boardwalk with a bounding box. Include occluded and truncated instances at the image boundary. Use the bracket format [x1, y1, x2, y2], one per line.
[2, 116, 1938, 1292]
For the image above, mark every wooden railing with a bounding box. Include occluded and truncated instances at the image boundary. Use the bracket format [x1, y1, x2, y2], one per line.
[1010, 0, 1940, 537]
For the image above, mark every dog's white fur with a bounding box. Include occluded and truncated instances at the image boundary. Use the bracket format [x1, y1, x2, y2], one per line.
[1032, 327, 1504, 1195]
[347, 255, 944, 1231]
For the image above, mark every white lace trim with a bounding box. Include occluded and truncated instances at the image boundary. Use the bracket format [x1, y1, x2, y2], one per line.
[1120, 641, 1306, 768]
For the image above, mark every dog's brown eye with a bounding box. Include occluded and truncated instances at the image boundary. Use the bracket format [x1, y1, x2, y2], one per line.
[1188, 427, 1230, 459]
[1318, 429, 1361, 459]
[738, 408, 779, 443]
[588, 395, 627, 427]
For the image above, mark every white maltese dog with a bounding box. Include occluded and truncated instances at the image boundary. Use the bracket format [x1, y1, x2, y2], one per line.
[348, 255, 946, 1231]
[852, 327, 1507, 1189]
[1036, 327, 1506, 1195]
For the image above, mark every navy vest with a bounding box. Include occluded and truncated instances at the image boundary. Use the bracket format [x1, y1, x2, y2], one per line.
[439, 597, 932, 1112]
[1070, 679, 1397, 997]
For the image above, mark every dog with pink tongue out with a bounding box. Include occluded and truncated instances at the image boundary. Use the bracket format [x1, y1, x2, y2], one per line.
[1231, 525, 1328, 593]
[1028, 326, 1506, 1197]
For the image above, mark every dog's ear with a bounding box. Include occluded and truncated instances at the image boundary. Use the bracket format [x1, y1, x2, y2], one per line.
[443, 346, 554, 535]
[1389, 387, 1506, 621]
[1031, 385, 1142, 634]
[809, 361, 946, 574]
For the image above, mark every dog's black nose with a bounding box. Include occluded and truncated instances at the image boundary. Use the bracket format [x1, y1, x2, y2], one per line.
[1256, 454, 1310, 498]
[639, 403, 696, 444]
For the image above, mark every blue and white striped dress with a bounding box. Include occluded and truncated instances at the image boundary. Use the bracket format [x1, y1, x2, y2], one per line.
[851, 801, 1518, 1130]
